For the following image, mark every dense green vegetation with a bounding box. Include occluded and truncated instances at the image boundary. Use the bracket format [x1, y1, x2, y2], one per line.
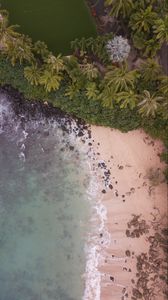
[105, 0, 168, 57]
[0, 3, 167, 180]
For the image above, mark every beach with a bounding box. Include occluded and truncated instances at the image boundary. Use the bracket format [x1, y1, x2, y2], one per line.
[0, 89, 167, 300]
[90, 126, 167, 300]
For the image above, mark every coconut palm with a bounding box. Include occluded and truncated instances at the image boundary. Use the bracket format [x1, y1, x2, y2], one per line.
[116, 90, 138, 109]
[33, 40, 50, 60]
[85, 82, 99, 100]
[65, 83, 80, 100]
[7, 35, 34, 65]
[139, 58, 162, 82]
[81, 63, 99, 80]
[153, 16, 168, 44]
[39, 70, 62, 92]
[64, 56, 82, 81]
[0, 9, 20, 50]
[77, 37, 87, 56]
[138, 90, 163, 117]
[132, 31, 147, 50]
[158, 76, 168, 95]
[159, 97, 168, 120]
[99, 86, 117, 108]
[24, 64, 41, 86]
[104, 63, 138, 92]
[105, 0, 134, 18]
[129, 5, 157, 33]
[143, 38, 161, 57]
[45, 54, 64, 73]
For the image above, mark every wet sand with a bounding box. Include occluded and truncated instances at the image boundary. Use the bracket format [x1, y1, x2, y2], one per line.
[91, 126, 167, 300]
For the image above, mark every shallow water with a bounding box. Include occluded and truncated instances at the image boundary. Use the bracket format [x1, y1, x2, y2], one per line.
[0, 0, 96, 54]
[0, 94, 92, 300]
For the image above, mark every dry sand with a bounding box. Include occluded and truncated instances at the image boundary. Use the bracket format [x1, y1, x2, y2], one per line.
[90, 126, 168, 300]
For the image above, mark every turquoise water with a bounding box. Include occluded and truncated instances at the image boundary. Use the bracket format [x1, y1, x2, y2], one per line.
[0, 94, 91, 300]
[0, 0, 97, 54]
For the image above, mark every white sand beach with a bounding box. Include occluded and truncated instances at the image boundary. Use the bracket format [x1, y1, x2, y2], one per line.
[90, 126, 167, 300]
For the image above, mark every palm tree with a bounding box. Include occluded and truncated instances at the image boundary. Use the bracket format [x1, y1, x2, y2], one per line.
[77, 37, 87, 56]
[139, 58, 162, 82]
[65, 83, 80, 100]
[33, 40, 50, 60]
[99, 86, 117, 108]
[0, 9, 20, 50]
[85, 82, 99, 100]
[159, 97, 168, 120]
[7, 35, 34, 65]
[45, 54, 64, 73]
[24, 64, 41, 86]
[81, 63, 99, 80]
[153, 16, 168, 45]
[39, 69, 62, 92]
[84, 37, 95, 53]
[129, 5, 157, 33]
[104, 63, 138, 92]
[132, 31, 147, 50]
[143, 38, 161, 57]
[64, 56, 86, 90]
[116, 90, 138, 109]
[105, 0, 134, 18]
[138, 90, 163, 117]
[158, 76, 168, 95]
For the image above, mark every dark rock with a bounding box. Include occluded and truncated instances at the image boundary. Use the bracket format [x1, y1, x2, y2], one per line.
[109, 184, 113, 189]
[69, 146, 74, 151]
[78, 131, 84, 137]
[132, 288, 142, 298]
[125, 250, 131, 257]
[126, 230, 130, 237]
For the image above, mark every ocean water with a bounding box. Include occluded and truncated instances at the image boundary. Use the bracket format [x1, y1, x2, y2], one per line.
[0, 93, 93, 300]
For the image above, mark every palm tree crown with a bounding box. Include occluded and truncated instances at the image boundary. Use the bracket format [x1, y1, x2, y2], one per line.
[99, 86, 117, 108]
[80, 63, 99, 80]
[139, 58, 162, 81]
[105, 0, 134, 18]
[116, 90, 138, 109]
[129, 5, 157, 33]
[104, 63, 138, 92]
[33, 40, 50, 60]
[158, 76, 168, 95]
[7, 35, 34, 65]
[24, 64, 41, 86]
[0, 9, 20, 50]
[138, 90, 163, 117]
[45, 54, 64, 73]
[85, 82, 99, 100]
[153, 16, 168, 44]
[39, 69, 62, 92]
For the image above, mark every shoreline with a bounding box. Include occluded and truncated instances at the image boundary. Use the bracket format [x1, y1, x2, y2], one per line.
[1, 88, 167, 299]
[90, 126, 167, 300]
